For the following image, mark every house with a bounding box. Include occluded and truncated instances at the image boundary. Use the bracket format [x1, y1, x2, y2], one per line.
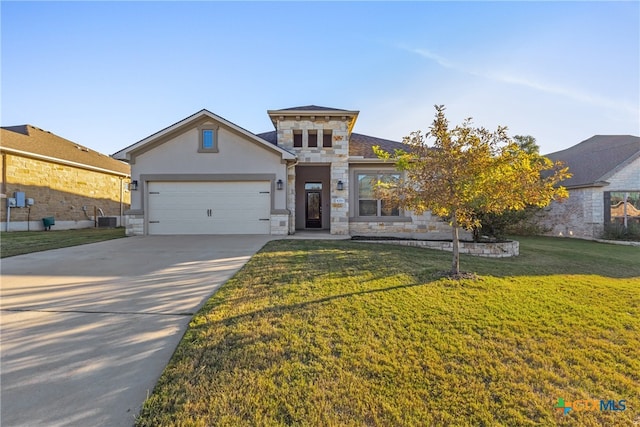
[113, 106, 452, 237]
[539, 135, 640, 238]
[1, 125, 131, 231]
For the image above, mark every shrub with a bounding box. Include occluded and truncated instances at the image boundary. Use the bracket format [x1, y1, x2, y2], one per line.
[602, 222, 640, 241]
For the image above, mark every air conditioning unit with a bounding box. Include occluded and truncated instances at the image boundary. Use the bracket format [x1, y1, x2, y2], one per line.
[98, 217, 117, 228]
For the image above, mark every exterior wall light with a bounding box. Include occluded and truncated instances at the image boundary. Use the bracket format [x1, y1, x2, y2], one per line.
[129, 180, 138, 191]
[337, 180, 344, 191]
[277, 179, 283, 190]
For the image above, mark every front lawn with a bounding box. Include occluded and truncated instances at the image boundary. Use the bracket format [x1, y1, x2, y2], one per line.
[0, 227, 126, 258]
[136, 237, 640, 426]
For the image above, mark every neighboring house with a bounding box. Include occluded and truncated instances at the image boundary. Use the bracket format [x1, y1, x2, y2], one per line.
[1, 125, 131, 231]
[539, 135, 640, 238]
[113, 106, 453, 237]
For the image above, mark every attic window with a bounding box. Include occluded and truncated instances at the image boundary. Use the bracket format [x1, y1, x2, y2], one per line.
[323, 130, 332, 148]
[308, 130, 318, 148]
[198, 125, 219, 153]
[293, 131, 302, 148]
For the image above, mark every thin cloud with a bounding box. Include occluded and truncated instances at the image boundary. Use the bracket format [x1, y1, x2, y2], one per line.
[400, 44, 639, 117]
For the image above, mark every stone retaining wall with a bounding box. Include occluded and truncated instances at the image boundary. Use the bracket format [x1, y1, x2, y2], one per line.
[355, 239, 519, 258]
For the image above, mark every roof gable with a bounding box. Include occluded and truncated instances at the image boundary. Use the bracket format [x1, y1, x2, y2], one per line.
[1, 125, 130, 176]
[113, 109, 296, 163]
[546, 135, 640, 188]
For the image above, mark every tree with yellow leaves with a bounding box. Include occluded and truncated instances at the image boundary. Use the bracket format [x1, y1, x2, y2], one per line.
[374, 105, 571, 277]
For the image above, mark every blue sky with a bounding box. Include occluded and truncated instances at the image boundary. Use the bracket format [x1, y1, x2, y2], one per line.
[2, 1, 638, 156]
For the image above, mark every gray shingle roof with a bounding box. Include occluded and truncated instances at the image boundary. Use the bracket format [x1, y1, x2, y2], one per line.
[256, 131, 405, 158]
[349, 133, 405, 158]
[256, 130, 277, 145]
[545, 135, 640, 188]
[1, 125, 130, 175]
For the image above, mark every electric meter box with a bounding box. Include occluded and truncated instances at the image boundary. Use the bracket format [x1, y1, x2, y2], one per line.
[26, 198, 35, 206]
[14, 192, 26, 208]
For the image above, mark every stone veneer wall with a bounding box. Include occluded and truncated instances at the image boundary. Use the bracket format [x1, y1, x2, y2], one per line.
[275, 117, 350, 235]
[356, 239, 519, 258]
[538, 157, 640, 239]
[349, 211, 461, 239]
[1, 153, 130, 231]
[270, 212, 289, 235]
[537, 188, 600, 238]
[124, 211, 144, 236]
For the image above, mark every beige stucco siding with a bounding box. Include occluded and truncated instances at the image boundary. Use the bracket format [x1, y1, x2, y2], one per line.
[129, 125, 288, 212]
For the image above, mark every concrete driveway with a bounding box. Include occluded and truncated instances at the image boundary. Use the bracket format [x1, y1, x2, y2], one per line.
[0, 235, 274, 427]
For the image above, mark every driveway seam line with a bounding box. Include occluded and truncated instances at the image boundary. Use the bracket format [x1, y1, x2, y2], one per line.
[1, 308, 194, 316]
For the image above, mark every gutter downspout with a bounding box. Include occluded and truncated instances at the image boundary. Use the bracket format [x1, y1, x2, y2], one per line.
[120, 177, 124, 228]
[2, 153, 7, 232]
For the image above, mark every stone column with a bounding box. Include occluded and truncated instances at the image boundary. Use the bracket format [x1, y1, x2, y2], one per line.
[287, 165, 296, 234]
[330, 162, 349, 235]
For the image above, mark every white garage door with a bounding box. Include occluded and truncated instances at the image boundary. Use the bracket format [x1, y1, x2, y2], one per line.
[147, 181, 271, 235]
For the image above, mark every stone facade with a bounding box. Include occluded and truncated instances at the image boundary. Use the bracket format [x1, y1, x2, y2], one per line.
[538, 189, 600, 238]
[270, 109, 454, 237]
[272, 115, 351, 235]
[349, 211, 458, 239]
[270, 212, 289, 235]
[1, 153, 130, 231]
[539, 157, 640, 239]
[124, 211, 144, 236]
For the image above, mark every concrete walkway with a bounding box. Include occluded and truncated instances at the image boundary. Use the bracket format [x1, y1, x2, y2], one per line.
[0, 235, 274, 427]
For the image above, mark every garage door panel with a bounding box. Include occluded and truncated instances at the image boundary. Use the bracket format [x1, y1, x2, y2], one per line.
[147, 181, 271, 235]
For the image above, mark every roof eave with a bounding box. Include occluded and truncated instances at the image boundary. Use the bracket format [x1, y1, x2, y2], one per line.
[349, 157, 397, 164]
[113, 109, 296, 162]
[267, 109, 360, 133]
[565, 181, 610, 190]
[1, 146, 130, 177]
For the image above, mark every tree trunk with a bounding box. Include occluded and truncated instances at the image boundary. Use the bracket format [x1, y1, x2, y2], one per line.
[451, 215, 460, 275]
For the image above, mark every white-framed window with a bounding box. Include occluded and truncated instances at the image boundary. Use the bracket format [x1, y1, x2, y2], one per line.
[356, 172, 401, 217]
[198, 125, 219, 153]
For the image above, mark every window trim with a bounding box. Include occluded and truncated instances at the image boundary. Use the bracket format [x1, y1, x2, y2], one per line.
[354, 171, 403, 219]
[198, 125, 220, 153]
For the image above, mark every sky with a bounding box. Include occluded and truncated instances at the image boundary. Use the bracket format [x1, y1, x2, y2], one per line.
[2, 1, 639, 156]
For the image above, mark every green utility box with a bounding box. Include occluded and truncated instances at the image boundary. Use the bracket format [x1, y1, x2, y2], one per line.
[42, 217, 55, 231]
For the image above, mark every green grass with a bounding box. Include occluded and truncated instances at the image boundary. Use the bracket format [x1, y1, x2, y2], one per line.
[0, 227, 126, 258]
[136, 237, 640, 427]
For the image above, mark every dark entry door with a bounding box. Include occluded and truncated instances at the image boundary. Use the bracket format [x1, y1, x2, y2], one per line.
[305, 190, 322, 228]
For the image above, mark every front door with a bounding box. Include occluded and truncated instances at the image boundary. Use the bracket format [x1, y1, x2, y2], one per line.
[305, 188, 322, 228]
